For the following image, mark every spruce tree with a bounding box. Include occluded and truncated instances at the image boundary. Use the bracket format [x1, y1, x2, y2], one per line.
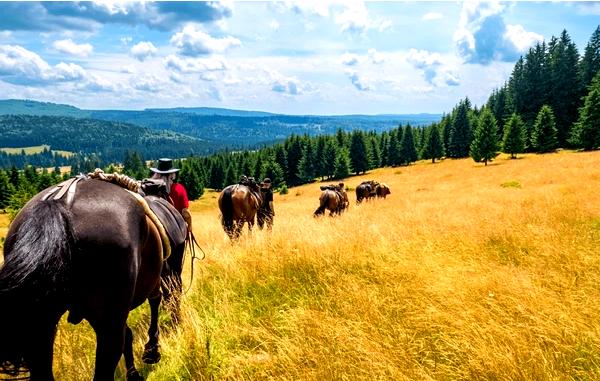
[322, 139, 338, 180]
[570, 73, 600, 150]
[260, 159, 285, 186]
[448, 98, 472, 158]
[422, 124, 445, 163]
[399, 124, 418, 165]
[531, 105, 559, 153]
[548, 30, 581, 147]
[349, 130, 370, 174]
[297, 141, 316, 182]
[502, 113, 526, 159]
[580, 26, 600, 91]
[179, 160, 204, 200]
[333, 148, 351, 179]
[387, 129, 401, 166]
[0, 170, 14, 209]
[470, 109, 499, 165]
[369, 136, 382, 169]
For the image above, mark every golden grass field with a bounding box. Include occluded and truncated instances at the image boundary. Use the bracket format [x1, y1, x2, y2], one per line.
[2, 150, 600, 380]
[0, 144, 74, 158]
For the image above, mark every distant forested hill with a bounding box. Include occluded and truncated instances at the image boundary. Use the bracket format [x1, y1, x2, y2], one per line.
[0, 99, 441, 150]
[0, 115, 212, 163]
[89, 111, 441, 147]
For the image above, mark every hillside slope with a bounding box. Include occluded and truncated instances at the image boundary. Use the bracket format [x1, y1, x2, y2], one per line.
[17, 150, 597, 380]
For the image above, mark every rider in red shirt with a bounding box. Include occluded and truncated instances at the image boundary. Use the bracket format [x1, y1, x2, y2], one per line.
[150, 158, 192, 230]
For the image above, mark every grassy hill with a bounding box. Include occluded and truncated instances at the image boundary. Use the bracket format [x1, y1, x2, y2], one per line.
[2, 150, 598, 379]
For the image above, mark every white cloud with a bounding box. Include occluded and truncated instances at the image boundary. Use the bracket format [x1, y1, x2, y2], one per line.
[504, 24, 544, 53]
[164, 54, 228, 73]
[120, 36, 132, 45]
[334, 2, 391, 34]
[0, 44, 88, 85]
[131, 74, 164, 92]
[368, 48, 384, 64]
[341, 52, 360, 66]
[422, 12, 444, 21]
[52, 39, 93, 57]
[345, 69, 370, 91]
[405, 48, 460, 87]
[130, 41, 157, 62]
[269, 20, 280, 31]
[170, 24, 240, 56]
[454, 1, 542, 64]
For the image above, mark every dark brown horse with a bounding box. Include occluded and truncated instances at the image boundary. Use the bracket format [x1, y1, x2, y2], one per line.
[218, 183, 262, 239]
[355, 180, 379, 204]
[0, 178, 187, 381]
[314, 187, 349, 216]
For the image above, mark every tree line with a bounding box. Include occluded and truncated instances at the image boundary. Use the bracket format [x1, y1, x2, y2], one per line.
[1, 26, 599, 212]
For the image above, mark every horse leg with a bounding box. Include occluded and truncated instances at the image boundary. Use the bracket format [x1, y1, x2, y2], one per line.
[91, 313, 128, 381]
[28, 315, 61, 381]
[142, 292, 162, 364]
[123, 325, 143, 381]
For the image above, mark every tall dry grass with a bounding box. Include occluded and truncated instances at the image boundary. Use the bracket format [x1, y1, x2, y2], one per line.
[3, 151, 600, 380]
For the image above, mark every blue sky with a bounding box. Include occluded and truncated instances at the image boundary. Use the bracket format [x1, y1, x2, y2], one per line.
[0, 1, 598, 115]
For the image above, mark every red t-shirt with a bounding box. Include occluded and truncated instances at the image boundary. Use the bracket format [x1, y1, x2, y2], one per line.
[169, 183, 189, 212]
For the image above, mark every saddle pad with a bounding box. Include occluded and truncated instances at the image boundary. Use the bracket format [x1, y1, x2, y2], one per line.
[144, 196, 188, 248]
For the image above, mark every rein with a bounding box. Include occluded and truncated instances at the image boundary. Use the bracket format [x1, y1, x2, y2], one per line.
[183, 230, 205, 293]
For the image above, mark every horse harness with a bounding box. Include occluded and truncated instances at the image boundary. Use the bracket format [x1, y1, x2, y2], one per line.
[41, 172, 184, 261]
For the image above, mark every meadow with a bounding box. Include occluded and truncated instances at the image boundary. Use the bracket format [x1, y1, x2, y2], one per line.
[2, 151, 600, 380]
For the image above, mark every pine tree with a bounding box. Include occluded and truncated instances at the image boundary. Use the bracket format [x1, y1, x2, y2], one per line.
[387, 128, 401, 166]
[260, 159, 285, 186]
[369, 136, 381, 169]
[548, 30, 581, 147]
[208, 159, 225, 189]
[470, 109, 499, 165]
[0, 169, 14, 209]
[422, 124, 445, 163]
[399, 124, 418, 165]
[570, 73, 600, 150]
[502, 113, 526, 159]
[284, 135, 303, 186]
[223, 164, 237, 187]
[580, 26, 600, 91]
[448, 98, 472, 158]
[179, 160, 204, 200]
[322, 139, 338, 179]
[297, 141, 316, 182]
[274, 145, 288, 178]
[349, 130, 370, 174]
[531, 105, 559, 153]
[333, 148, 351, 179]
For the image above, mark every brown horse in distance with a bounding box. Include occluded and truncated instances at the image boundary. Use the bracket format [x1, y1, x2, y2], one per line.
[376, 183, 391, 198]
[355, 180, 379, 204]
[218, 183, 262, 239]
[314, 186, 349, 216]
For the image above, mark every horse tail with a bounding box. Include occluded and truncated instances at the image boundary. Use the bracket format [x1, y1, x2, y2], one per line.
[220, 186, 235, 235]
[0, 200, 74, 373]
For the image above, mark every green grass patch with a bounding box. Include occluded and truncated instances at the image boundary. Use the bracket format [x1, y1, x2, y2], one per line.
[0, 144, 74, 157]
[501, 180, 522, 188]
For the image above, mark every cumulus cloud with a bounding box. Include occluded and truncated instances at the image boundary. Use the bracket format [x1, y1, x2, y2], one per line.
[52, 39, 93, 57]
[334, 2, 391, 34]
[406, 48, 460, 87]
[269, 20, 280, 31]
[341, 53, 360, 66]
[0, 2, 233, 32]
[422, 12, 444, 21]
[164, 54, 228, 73]
[454, 1, 543, 64]
[131, 74, 164, 92]
[130, 41, 157, 62]
[345, 70, 369, 91]
[170, 24, 241, 56]
[272, 79, 300, 95]
[368, 48, 384, 64]
[0, 44, 87, 85]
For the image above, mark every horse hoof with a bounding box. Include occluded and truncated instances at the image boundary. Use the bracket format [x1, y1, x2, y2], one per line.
[142, 345, 161, 364]
[127, 369, 144, 381]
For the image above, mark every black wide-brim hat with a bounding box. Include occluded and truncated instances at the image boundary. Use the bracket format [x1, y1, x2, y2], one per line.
[150, 158, 180, 174]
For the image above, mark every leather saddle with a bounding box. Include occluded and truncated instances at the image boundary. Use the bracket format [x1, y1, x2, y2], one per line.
[144, 195, 188, 248]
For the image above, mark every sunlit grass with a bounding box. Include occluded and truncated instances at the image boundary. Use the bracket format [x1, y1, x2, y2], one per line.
[3, 150, 600, 379]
